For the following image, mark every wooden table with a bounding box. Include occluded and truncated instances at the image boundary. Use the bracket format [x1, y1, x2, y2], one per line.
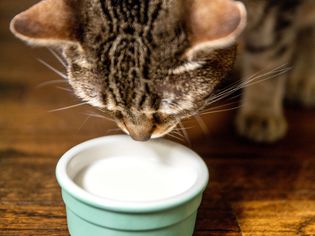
[1, 1, 315, 235]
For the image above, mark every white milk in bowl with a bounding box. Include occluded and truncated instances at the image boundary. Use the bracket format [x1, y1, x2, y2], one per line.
[74, 155, 198, 202]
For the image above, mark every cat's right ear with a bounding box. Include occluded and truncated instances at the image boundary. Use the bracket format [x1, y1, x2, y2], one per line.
[10, 0, 79, 46]
[184, 0, 247, 59]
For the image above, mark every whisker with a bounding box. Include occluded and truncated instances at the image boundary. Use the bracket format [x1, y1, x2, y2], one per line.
[55, 86, 72, 92]
[245, 68, 291, 88]
[36, 79, 68, 88]
[232, 64, 289, 91]
[213, 64, 289, 99]
[166, 133, 185, 142]
[49, 102, 88, 113]
[85, 112, 115, 122]
[201, 101, 240, 113]
[241, 64, 290, 86]
[226, 93, 242, 101]
[178, 122, 191, 146]
[208, 69, 265, 101]
[76, 116, 90, 133]
[239, 65, 290, 89]
[173, 126, 193, 131]
[172, 130, 185, 138]
[194, 115, 209, 133]
[106, 128, 122, 134]
[48, 48, 67, 68]
[37, 58, 68, 79]
[201, 105, 242, 115]
[206, 64, 291, 106]
[222, 68, 290, 101]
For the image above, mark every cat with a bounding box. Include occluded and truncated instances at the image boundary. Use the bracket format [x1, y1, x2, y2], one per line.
[236, 0, 315, 142]
[10, 0, 315, 142]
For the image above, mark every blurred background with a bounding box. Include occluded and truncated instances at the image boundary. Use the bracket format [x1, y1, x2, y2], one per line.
[1, 1, 315, 235]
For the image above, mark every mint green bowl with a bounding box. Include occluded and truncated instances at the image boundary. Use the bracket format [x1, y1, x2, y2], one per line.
[56, 135, 209, 236]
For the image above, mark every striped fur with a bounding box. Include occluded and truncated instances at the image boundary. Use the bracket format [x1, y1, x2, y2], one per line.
[62, 0, 237, 140]
[237, 0, 315, 142]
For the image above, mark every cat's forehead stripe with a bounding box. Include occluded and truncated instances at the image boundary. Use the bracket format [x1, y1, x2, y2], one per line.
[103, 0, 162, 26]
[99, 1, 165, 110]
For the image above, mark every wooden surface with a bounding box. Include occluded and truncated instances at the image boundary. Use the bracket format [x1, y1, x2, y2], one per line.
[1, 1, 315, 236]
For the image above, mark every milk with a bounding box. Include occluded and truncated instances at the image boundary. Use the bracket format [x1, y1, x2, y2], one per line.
[74, 155, 198, 202]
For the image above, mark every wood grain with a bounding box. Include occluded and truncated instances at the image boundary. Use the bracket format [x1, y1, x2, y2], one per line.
[1, 1, 315, 236]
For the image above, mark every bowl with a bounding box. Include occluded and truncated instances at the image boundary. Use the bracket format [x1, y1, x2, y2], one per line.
[56, 135, 209, 236]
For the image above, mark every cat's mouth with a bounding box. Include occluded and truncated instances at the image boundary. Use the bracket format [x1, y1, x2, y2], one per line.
[116, 120, 178, 141]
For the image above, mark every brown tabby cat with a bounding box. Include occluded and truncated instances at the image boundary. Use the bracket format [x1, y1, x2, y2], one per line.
[237, 0, 315, 142]
[10, 0, 315, 142]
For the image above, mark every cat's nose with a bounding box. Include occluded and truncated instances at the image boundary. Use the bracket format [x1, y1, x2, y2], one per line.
[124, 122, 154, 141]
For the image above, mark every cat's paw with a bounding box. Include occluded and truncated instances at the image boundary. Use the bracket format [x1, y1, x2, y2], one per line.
[236, 112, 287, 143]
[286, 75, 315, 107]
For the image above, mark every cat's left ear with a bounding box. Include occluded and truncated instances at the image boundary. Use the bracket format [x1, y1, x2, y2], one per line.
[184, 0, 247, 59]
[10, 0, 79, 46]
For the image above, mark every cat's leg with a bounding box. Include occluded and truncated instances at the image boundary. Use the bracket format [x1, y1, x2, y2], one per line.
[236, 12, 296, 142]
[286, 26, 315, 107]
[236, 54, 289, 142]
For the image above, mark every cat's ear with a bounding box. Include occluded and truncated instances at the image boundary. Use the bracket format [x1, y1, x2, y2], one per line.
[184, 0, 247, 59]
[10, 0, 79, 46]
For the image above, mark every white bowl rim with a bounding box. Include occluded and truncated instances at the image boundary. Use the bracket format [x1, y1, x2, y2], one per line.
[56, 135, 209, 213]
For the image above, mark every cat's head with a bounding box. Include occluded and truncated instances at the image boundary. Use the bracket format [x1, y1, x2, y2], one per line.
[11, 0, 246, 141]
